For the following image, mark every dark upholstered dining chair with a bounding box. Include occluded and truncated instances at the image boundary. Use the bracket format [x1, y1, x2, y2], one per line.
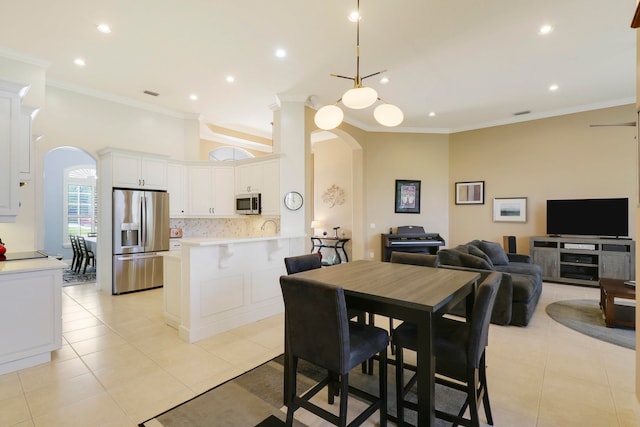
[280, 275, 389, 427]
[393, 271, 501, 427]
[388, 251, 440, 353]
[283, 253, 371, 374]
[76, 236, 96, 274]
[284, 253, 322, 274]
[69, 235, 81, 272]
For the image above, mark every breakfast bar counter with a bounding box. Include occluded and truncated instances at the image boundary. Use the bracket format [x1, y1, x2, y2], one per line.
[0, 257, 67, 374]
[161, 234, 306, 343]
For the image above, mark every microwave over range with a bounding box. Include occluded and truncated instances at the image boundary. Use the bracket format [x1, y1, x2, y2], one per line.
[235, 193, 261, 215]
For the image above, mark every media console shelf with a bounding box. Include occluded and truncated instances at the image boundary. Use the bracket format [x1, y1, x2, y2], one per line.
[530, 236, 635, 287]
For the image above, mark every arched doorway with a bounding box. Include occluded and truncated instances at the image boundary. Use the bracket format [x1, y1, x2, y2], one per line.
[311, 129, 364, 261]
[43, 147, 97, 269]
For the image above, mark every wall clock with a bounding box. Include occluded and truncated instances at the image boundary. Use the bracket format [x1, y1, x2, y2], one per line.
[284, 191, 303, 211]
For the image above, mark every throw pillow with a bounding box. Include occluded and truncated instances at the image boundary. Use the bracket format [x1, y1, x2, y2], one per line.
[437, 249, 462, 266]
[459, 253, 493, 270]
[479, 240, 510, 265]
[468, 245, 494, 268]
[455, 245, 470, 254]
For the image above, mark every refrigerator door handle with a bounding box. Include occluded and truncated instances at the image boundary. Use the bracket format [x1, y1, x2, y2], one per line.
[116, 253, 159, 261]
[140, 195, 146, 248]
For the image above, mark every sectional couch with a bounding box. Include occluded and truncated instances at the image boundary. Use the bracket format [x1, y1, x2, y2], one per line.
[436, 240, 543, 326]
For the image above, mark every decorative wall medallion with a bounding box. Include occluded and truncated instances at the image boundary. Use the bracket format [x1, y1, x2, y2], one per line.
[322, 184, 346, 208]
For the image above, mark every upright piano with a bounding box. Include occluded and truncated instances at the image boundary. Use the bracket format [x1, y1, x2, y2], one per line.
[381, 225, 445, 262]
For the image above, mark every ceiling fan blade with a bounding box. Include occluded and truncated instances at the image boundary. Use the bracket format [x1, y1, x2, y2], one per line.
[589, 122, 637, 127]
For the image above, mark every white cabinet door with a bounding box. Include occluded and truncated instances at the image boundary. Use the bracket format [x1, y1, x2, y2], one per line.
[111, 152, 142, 188]
[18, 106, 38, 183]
[260, 160, 280, 215]
[0, 81, 26, 221]
[141, 157, 168, 190]
[111, 152, 167, 190]
[234, 159, 280, 215]
[235, 163, 263, 194]
[167, 163, 186, 217]
[187, 165, 235, 217]
[187, 166, 214, 216]
[213, 167, 235, 216]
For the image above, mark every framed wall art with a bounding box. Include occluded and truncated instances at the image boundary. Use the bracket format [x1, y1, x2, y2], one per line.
[395, 180, 421, 213]
[455, 181, 484, 205]
[493, 197, 527, 222]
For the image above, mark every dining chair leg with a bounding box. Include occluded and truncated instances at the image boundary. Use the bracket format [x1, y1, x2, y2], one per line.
[395, 346, 406, 426]
[480, 362, 493, 425]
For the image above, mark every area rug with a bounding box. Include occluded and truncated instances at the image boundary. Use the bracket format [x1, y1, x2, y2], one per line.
[63, 268, 96, 286]
[546, 299, 635, 350]
[139, 355, 467, 427]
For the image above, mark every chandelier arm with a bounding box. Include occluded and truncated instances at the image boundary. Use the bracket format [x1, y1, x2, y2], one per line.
[331, 73, 356, 81]
[360, 70, 387, 81]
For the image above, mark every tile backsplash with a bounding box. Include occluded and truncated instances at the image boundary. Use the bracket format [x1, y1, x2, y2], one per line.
[170, 217, 280, 238]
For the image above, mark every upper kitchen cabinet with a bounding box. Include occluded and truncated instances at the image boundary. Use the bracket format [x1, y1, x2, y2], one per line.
[0, 79, 30, 222]
[187, 165, 235, 217]
[167, 162, 186, 217]
[235, 158, 280, 215]
[99, 149, 168, 190]
[18, 105, 39, 183]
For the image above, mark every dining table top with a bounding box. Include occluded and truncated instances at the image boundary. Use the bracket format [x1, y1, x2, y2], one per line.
[292, 259, 480, 314]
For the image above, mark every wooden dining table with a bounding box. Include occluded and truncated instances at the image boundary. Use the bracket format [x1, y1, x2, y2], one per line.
[288, 259, 480, 427]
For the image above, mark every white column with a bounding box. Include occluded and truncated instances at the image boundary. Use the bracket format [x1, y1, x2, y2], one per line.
[272, 95, 310, 249]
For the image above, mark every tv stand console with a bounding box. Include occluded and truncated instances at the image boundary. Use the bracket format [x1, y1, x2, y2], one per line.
[530, 236, 635, 287]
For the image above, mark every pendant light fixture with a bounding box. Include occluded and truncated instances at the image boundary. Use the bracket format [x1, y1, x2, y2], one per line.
[314, 0, 403, 130]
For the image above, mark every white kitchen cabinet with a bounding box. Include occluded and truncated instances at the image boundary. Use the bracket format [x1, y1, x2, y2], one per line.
[0, 79, 29, 222]
[187, 165, 234, 217]
[102, 150, 168, 190]
[235, 159, 280, 215]
[0, 259, 64, 375]
[167, 162, 186, 217]
[18, 105, 39, 183]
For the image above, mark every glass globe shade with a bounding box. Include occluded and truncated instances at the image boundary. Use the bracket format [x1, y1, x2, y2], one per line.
[314, 105, 344, 130]
[342, 86, 378, 109]
[374, 103, 404, 127]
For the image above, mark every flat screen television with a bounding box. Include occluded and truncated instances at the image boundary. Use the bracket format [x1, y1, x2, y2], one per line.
[546, 198, 629, 238]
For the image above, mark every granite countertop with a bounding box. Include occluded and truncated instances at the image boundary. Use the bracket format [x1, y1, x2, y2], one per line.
[0, 258, 67, 275]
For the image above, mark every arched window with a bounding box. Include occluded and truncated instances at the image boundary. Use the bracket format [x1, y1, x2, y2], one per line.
[64, 165, 97, 238]
[209, 146, 254, 161]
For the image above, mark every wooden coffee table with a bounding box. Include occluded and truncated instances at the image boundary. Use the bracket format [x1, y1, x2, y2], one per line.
[599, 277, 636, 329]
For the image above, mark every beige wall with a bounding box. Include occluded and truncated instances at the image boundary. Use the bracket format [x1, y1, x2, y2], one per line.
[449, 104, 637, 253]
[361, 132, 451, 261]
[313, 138, 354, 259]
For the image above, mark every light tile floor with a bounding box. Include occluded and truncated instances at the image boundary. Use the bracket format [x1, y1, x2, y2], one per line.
[0, 281, 638, 426]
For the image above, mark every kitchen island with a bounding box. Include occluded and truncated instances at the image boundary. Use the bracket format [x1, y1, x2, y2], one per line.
[0, 258, 66, 374]
[161, 234, 305, 343]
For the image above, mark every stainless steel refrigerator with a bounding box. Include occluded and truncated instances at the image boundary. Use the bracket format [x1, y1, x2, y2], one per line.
[112, 189, 170, 294]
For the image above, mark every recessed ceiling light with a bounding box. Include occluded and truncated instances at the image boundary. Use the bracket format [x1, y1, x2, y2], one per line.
[549, 84, 559, 91]
[429, 112, 436, 117]
[275, 48, 287, 58]
[539, 24, 553, 35]
[348, 11, 360, 22]
[226, 75, 235, 83]
[189, 94, 198, 101]
[97, 24, 112, 34]
[379, 76, 389, 84]
[74, 58, 86, 67]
